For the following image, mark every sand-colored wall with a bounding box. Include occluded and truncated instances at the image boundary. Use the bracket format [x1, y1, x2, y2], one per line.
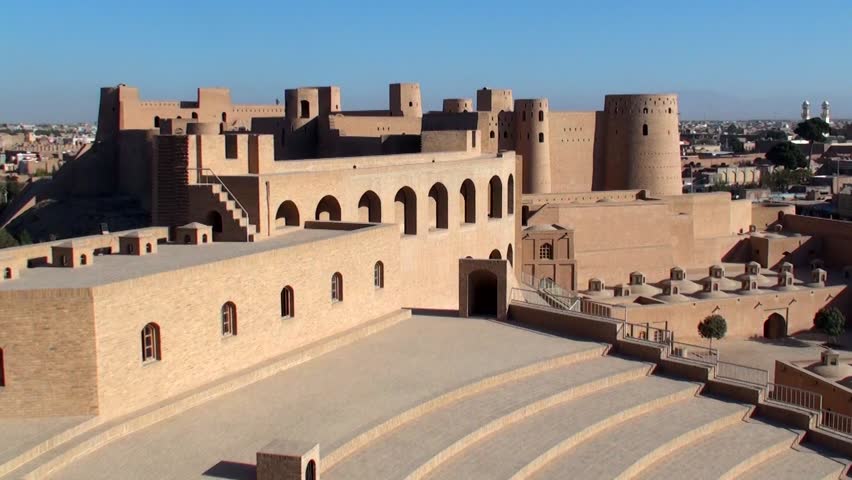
[782, 215, 852, 268]
[752, 203, 794, 230]
[775, 360, 852, 416]
[90, 224, 401, 418]
[548, 112, 600, 193]
[0, 289, 99, 417]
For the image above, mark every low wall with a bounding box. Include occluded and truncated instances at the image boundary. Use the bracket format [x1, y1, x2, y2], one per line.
[775, 360, 852, 416]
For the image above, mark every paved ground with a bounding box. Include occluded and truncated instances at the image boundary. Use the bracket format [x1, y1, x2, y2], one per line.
[0, 416, 90, 467]
[47, 314, 600, 480]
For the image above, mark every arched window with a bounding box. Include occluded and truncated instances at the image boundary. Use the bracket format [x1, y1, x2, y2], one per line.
[276, 200, 301, 228]
[300, 100, 310, 118]
[315, 195, 341, 221]
[460, 179, 476, 224]
[221, 302, 237, 336]
[358, 191, 382, 223]
[154, 116, 160, 128]
[507, 244, 514, 266]
[281, 286, 294, 318]
[331, 272, 343, 302]
[539, 243, 553, 260]
[191, 112, 198, 120]
[489, 130, 495, 139]
[538, 110, 544, 122]
[507, 174, 515, 215]
[489, 249, 501, 259]
[488, 176, 503, 219]
[643, 107, 648, 114]
[428, 183, 448, 229]
[642, 124, 648, 136]
[202, 233, 209, 243]
[394, 187, 417, 235]
[80, 254, 87, 266]
[145, 243, 152, 253]
[374, 261, 384, 288]
[538, 132, 544, 143]
[141, 323, 161, 362]
[306, 460, 316, 480]
[3, 267, 11, 279]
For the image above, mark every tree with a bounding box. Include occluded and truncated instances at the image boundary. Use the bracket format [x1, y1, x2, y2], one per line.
[698, 314, 727, 349]
[814, 307, 846, 345]
[766, 141, 808, 169]
[16, 230, 32, 245]
[729, 137, 745, 154]
[761, 168, 813, 192]
[761, 130, 788, 141]
[0, 229, 18, 249]
[794, 118, 830, 162]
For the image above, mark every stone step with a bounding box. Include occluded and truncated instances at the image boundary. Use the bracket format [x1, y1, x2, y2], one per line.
[323, 356, 653, 480]
[633, 418, 800, 480]
[527, 394, 750, 480]
[425, 375, 702, 480]
[737, 445, 847, 480]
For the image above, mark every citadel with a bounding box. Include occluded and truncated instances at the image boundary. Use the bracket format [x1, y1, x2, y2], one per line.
[0, 82, 851, 479]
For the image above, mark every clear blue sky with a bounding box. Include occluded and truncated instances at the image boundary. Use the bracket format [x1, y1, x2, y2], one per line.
[1, 0, 850, 122]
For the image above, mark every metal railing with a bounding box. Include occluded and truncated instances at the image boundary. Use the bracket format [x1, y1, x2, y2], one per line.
[821, 410, 852, 437]
[510, 288, 581, 312]
[622, 322, 672, 346]
[189, 167, 252, 241]
[715, 361, 768, 387]
[669, 341, 718, 366]
[520, 272, 575, 298]
[766, 382, 823, 412]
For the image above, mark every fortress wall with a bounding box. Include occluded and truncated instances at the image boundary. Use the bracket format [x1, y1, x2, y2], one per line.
[0, 289, 98, 417]
[781, 215, 852, 267]
[90, 224, 402, 418]
[327, 115, 421, 137]
[751, 203, 794, 230]
[665, 192, 744, 238]
[515, 99, 551, 193]
[117, 129, 157, 212]
[258, 153, 517, 309]
[523, 190, 645, 205]
[548, 112, 599, 193]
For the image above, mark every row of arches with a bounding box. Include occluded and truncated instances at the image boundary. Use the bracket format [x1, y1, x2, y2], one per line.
[275, 175, 515, 235]
[139, 263, 386, 363]
[487, 243, 514, 265]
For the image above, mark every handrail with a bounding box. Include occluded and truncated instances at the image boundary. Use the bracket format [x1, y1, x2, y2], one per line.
[510, 287, 582, 313]
[622, 322, 672, 346]
[188, 167, 251, 241]
[715, 361, 768, 387]
[821, 410, 852, 437]
[766, 382, 822, 412]
[670, 341, 718, 366]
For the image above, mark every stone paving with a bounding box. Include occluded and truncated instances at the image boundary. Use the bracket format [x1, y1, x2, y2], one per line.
[738, 445, 847, 480]
[0, 416, 90, 467]
[41, 315, 601, 480]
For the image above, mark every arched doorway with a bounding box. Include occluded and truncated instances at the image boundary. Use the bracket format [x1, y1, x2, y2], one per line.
[315, 195, 341, 221]
[205, 211, 223, 240]
[468, 269, 498, 317]
[764, 312, 787, 339]
[358, 191, 382, 223]
[305, 459, 316, 480]
[275, 200, 300, 228]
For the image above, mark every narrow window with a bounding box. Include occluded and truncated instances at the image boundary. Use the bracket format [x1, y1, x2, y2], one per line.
[538, 132, 544, 143]
[642, 124, 648, 136]
[191, 112, 198, 119]
[503, 131, 508, 139]
[141, 323, 161, 362]
[300, 100, 310, 118]
[281, 286, 294, 318]
[490, 130, 495, 139]
[643, 107, 648, 114]
[539, 243, 553, 260]
[538, 110, 544, 122]
[374, 261, 384, 288]
[145, 243, 152, 253]
[3, 267, 11, 279]
[154, 116, 160, 128]
[221, 112, 227, 123]
[221, 302, 237, 336]
[306, 460, 317, 480]
[80, 254, 87, 265]
[522, 111, 526, 121]
[331, 272, 343, 302]
[202, 233, 208, 243]
[0, 347, 5, 387]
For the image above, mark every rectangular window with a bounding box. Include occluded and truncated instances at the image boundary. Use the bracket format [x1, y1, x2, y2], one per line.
[225, 136, 238, 159]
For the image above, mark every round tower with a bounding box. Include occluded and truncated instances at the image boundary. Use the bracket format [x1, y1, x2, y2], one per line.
[514, 99, 551, 194]
[442, 98, 473, 113]
[603, 94, 682, 196]
[821, 100, 831, 124]
[389, 83, 422, 117]
[802, 100, 811, 121]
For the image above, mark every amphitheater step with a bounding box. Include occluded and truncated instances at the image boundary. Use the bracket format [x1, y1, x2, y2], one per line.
[737, 444, 848, 480]
[424, 374, 701, 480]
[633, 418, 800, 480]
[322, 355, 653, 480]
[527, 394, 750, 480]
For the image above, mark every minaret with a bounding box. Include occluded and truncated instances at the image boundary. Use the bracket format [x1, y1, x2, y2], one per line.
[801, 100, 810, 121]
[821, 100, 830, 124]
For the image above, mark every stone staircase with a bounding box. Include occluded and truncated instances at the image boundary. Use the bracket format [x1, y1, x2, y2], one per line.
[189, 182, 257, 241]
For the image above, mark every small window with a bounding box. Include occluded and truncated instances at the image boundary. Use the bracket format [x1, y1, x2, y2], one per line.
[522, 111, 526, 121]
[281, 286, 294, 318]
[331, 272, 343, 302]
[408, 101, 413, 107]
[300, 100, 310, 118]
[538, 110, 544, 122]
[221, 302, 237, 336]
[80, 254, 87, 266]
[145, 243, 152, 253]
[490, 130, 495, 139]
[202, 234, 208, 243]
[61, 255, 69, 267]
[642, 124, 648, 136]
[184, 235, 191, 244]
[539, 132, 544, 143]
[0, 347, 5, 387]
[374, 262, 384, 288]
[539, 243, 553, 260]
[154, 116, 160, 128]
[191, 112, 198, 119]
[3, 267, 11, 279]
[503, 131, 508, 139]
[643, 107, 648, 114]
[225, 135, 238, 159]
[141, 323, 161, 362]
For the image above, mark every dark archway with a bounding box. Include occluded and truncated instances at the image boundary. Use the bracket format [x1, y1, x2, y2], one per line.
[764, 313, 787, 339]
[315, 195, 341, 221]
[507, 243, 513, 266]
[275, 200, 300, 228]
[205, 210, 223, 234]
[306, 460, 316, 480]
[468, 269, 498, 316]
[507, 174, 515, 215]
[489, 175, 503, 219]
[428, 183, 449, 229]
[358, 191, 382, 223]
[394, 187, 417, 235]
[460, 179, 476, 224]
[489, 249, 502, 259]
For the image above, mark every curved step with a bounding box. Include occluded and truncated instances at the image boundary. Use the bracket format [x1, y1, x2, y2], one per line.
[737, 445, 847, 480]
[425, 375, 700, 480]
[323, 356, 653, 480]
[525, 395, 749, 480]
[633, 419, 799, 480]
[320, 345, 607, 471]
